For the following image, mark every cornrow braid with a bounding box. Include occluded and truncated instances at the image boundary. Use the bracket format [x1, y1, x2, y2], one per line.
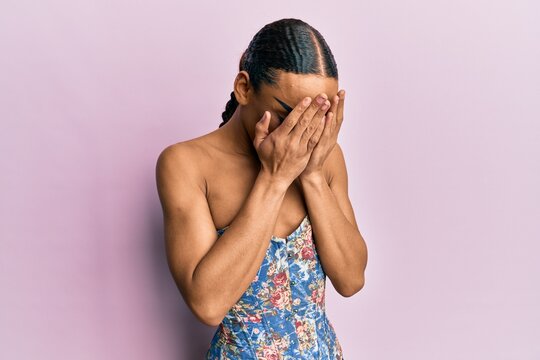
[219, 91, 239, 128]
[218, 18, 338, 128]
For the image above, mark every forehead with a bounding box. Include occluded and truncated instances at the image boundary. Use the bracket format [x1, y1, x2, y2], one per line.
[261, 72, 338, 108]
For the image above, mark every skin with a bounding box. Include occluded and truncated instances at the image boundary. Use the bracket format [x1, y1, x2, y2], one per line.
[155, 69, 368, 326]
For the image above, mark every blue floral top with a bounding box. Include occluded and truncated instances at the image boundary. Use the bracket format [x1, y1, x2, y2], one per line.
[206, 214, 345, 359]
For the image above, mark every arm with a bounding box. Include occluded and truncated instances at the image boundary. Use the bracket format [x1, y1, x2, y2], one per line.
[298, 143, 367, 297]
[155, 144, 289, 327]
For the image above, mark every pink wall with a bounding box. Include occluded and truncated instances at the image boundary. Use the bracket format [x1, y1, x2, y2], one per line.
[1, 1, 539, 359]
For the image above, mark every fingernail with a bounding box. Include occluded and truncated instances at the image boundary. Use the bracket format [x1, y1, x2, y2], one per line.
[303, 97, 312, 106]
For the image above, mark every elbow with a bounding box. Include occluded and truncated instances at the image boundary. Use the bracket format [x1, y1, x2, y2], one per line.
[199, 314, 224, 328]
[203, 310, 225, 327]
[189, 297, 225, 327]
[170, 266, 226, 327]
[181, 277, 225, 327]
[194, 309, 222, 327]
[339, 276, 365, 298]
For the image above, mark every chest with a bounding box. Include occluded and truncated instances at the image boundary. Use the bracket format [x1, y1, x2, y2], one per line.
[204, 159, 309, 237]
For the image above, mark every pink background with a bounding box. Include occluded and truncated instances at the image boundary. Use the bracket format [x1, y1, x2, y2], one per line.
[1, 1, 539, 359]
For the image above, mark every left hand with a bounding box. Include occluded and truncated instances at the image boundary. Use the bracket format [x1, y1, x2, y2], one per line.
[298, 89, 345, 180]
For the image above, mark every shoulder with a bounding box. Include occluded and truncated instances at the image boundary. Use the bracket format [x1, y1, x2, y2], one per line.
[157, 133, 216, 169]
[155, 140, 206, 195]
[323, 142, 347, 187]
[156, 140, 195, 171]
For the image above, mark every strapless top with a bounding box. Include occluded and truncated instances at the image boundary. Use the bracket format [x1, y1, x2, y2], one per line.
[205, 215, 345, 359]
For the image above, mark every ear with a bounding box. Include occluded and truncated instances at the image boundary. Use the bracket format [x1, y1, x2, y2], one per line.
[233, 70, 252, 106]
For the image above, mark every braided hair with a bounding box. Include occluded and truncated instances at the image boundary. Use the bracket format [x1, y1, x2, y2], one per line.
[218, 18, 338, 128]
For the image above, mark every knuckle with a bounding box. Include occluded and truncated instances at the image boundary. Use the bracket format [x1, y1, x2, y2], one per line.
[310, 104, 321, 112]
[283, 120, 294, 129]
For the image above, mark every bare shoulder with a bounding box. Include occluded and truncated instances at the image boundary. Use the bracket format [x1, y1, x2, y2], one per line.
[157, 137, 207, 162]
[323, 142, 347, 186]
[155, 138, 211, 195]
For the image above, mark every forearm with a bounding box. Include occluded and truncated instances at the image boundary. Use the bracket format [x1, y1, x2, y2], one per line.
[299, 173, 366, 296]
[192, 170, 289, 323]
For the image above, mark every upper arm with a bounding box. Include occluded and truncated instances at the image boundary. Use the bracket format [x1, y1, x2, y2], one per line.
[155, 144, 218, 315]
[325, 142, 360, 231]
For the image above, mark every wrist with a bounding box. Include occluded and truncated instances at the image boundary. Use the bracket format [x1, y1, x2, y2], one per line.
[257, 169, 291, 193]
[298, 170, 325, 186]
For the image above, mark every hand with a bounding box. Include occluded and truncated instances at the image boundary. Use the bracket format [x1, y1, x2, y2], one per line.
[253, 94, 331, 187]
[299, 89, 345, 180]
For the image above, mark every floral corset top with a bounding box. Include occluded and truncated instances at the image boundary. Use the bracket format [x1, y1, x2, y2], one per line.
[205, 214, 345, 359]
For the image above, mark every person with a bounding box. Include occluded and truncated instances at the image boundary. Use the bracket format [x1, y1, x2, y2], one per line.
[155, 18, 367, 359]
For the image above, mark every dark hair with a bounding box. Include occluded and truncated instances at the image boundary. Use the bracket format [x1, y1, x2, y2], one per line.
[218, 18, 339, 128]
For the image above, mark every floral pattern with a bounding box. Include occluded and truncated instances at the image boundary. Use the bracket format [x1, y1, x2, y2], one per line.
[206, 215, 345, 359]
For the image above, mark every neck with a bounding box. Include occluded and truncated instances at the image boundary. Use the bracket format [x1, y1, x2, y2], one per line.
[219, 106, 260, 162]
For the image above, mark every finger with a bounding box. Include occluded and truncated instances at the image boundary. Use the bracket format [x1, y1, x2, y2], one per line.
[329, 94, 339, 120]
[291, 93, 328, 139]
[307, 114, 327, 153]
[328, 94, 339, 135]
[275, 94, 326, 137]
[273, 96, 313, 136]
[322, 111, 334, 141]
[253, 111, 271, 149]
[336, 89, 345, 127]
[299, 97, 330, 146]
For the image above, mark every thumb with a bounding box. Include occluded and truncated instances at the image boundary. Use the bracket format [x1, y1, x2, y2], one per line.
[253, 111, 270, 149]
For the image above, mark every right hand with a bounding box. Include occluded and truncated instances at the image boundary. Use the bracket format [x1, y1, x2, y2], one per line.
[253, 94, 332, 186]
